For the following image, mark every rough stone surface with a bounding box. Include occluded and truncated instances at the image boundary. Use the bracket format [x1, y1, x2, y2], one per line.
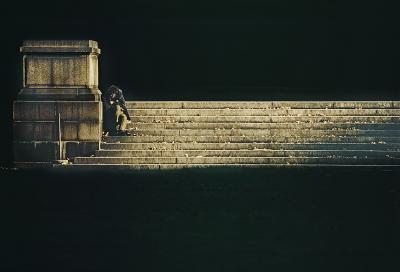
[13, 141, 99, 162]
[13, 40, 102, 166]
[126, 101, 400, 109]
[71, 101, 400, 168]
[19, 40, 101, 101]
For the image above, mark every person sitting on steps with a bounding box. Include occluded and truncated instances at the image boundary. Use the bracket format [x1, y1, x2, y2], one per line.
[102, 85, 132, 136]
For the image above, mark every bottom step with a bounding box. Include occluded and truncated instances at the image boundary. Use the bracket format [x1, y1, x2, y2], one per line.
[74, 156, 400, 164]
[60, 164, 400, 170]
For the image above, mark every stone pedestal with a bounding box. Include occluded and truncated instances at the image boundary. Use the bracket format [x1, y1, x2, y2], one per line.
[13, 40, 103, 167]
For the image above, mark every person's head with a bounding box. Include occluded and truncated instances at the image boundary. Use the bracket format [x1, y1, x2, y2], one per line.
[107, 85, 122, 99]
[107, 85, 121, 94]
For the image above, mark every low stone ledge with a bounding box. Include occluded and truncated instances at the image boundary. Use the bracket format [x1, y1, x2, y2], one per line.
[14, 101, 102, 121]
[17, 88, 101, 101]
[13, 120, 101, 141]
[13, 141, 99, 162]
[20, 40, 100, 54]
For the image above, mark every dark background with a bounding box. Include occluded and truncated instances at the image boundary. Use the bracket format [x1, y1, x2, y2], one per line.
[1, 167, 400, 271]
[3, 0, 400, 99]
[1, 1, 400, 271]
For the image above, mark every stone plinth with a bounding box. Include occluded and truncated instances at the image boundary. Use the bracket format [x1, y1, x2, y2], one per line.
[19, 40, 101, 101]
[13, 40, 103, 167]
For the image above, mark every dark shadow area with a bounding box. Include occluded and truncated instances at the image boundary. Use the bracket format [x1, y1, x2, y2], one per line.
[1, 167, 400, 271]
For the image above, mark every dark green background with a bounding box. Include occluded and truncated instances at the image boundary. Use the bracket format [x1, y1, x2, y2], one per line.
[2, 167, 400, 271]
[3, 0, 400, 100]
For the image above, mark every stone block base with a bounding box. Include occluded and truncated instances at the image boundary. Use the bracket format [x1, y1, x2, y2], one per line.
[13, 141, 100, 163]
[13, 100, 102, 167]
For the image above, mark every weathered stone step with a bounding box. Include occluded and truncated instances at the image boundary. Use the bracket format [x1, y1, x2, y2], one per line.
[128, 108, 400, 116]
[125, 101, 400, 109]
[127, 122, 400, 130]
[101, 142, 400, 151]
[95, 149, 400, 158]
[61, 164, 400, 170]
[69, 100, 400, 168]
[74, 156, 400, 165]
[131, 115, 400, 123]
[128, 129, 400, 137]
[103, 135, 400, 143]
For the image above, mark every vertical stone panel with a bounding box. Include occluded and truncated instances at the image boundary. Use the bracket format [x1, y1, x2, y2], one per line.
[25, 56, 88, 87]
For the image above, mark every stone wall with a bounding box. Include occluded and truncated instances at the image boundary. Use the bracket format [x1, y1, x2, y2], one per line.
[13, 40, 103, 167]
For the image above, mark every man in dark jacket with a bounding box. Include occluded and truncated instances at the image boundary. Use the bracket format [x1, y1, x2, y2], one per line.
[102, 85, 132, 136]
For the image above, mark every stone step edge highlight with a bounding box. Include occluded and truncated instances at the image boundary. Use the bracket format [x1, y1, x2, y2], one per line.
[125, 101, 400, 109]
[103, 136, 400, 143]
[60, 164, 400, 169]
[100, 142, 400, 151]
[74, 156, 400, 164]
[130, 116, 400, 122]
[95, 149, 400, 153]
[94, 150, 400, 158]
[128, 122, 400, 128]
[128, 108, 400, 112]
[126, 129, 400, 136]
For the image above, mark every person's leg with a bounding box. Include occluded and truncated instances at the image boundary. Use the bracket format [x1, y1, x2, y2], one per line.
[118, 113, 128, 131]
[115, 105, 123, 123]
[104, 105, 118, 135]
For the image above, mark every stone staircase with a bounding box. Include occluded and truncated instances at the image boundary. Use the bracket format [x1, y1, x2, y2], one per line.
[72, 101, 400, 169]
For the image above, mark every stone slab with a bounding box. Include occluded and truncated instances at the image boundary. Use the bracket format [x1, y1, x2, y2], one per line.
[14, 101, 102, 121]
[13, 121, 101, 141]
[74, 156, 400, 165]
[128, 108, 400, 116]
[131, 115, 400, 123]
[95, 149, 400, 158]
[13, 141, 99, 162]
[129, 129, 400, 137]
[21, 40, 99, 52]
[17, 88, 101, 101]
[126, 101, 400, 109]
[103, 135, 400, 143]
[19, 40, 101, 101]
[127, 122, 400, 130]
[57, 164, 400, 170]
[100, 142, 400, 151]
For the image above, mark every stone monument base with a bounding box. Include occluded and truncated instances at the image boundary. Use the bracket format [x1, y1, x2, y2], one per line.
[13, 101, 102, 166]
[13, 40, 103, 168]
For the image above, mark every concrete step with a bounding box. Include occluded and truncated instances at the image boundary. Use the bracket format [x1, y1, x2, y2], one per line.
[125, 101, 400, 109]
[60, 164, 400, 170]
[127, 122, 400, 130]
[103, 135, 400, 143]
[127, 129, 400, 137]
[74, 156, 400, 165]
[131, 115, 400, 123]
[95, 149, 400, 158]
[100, 142, 400, 151]
[128, 108, 400, 117]
[70, 101, 400, 168]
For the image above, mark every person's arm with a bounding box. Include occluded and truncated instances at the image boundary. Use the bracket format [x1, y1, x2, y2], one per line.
[102, 94, 112, 110]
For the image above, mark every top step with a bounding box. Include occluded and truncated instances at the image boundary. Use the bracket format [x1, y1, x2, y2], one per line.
[125, 101, 400, 109]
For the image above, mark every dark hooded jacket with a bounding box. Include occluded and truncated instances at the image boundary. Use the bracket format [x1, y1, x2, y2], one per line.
[102, 85, 131, 132]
